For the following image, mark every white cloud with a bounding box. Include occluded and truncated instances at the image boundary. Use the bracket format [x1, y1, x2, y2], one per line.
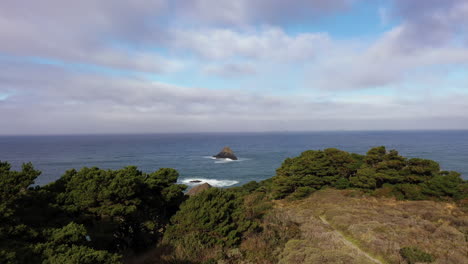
[1, 62, 468, 134]
[169, 27, 330, 61]
[307, 13, 468, 90]
[1, 0, 468, 134]
[0, 0, 178, 73]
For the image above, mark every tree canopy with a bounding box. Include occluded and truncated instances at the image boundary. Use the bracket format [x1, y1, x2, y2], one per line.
[271, 146, 467, 200]
[0, 162, 186, 264]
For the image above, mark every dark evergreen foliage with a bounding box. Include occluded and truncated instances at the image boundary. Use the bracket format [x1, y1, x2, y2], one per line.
[0, 162, 186, 264]
[271, 146, 467, 200]
[163, 188, 257, 259]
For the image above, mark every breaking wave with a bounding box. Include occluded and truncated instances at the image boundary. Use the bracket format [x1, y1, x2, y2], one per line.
[203, 156, 217, 160]
[202, 156, 250, 163]
[180, 178, 239, 187]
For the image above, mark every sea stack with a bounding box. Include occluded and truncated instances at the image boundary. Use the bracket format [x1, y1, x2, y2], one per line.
[213, 146, 238, 160]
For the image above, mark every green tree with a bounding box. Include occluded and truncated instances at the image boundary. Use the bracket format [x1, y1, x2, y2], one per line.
[0, 162, 187, 263]
[34, 223, 121, 264]
[364, 146, 387, 167]
[164, 188, 255, 259]
[272, 148, 358, 198]
[0, 161, 41, 264]
[422, 171, 466, 199]
[0, 161, 40, 215]
[52, 166, 186, 252]
[350, 168, 377, 189]
[403, 158, 440, 183]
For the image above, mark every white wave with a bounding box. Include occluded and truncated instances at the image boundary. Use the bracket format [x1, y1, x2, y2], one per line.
[214, 158, 235, 163]
[180, 178, 239, 187]
[203, 156, 250, 163]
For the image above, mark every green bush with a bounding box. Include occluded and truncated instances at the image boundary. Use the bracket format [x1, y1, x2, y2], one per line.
[163, 188, 256, 260]
[394, 184, 425, 200]
[270, 146, 467, 201]
[289, 186, 315, 200]
[399, 247, 434, 264]
[0, 161, 187, 263]
[333, 177, 350, 189]
[272, 148, 359, 199]
[350, 168, 377, 189]
[51, 166, 186, 252]
[422, 171, 465, 198]
[229, 181, 262, 195]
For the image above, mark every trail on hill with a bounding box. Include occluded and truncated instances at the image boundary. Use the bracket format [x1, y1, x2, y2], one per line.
[275, 189, 467, 264]
[318, 215, 383, 264]
[276, 205, 381, 264]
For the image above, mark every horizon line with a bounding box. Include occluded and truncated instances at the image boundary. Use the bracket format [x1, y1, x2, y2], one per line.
[1, 128, 468, 137]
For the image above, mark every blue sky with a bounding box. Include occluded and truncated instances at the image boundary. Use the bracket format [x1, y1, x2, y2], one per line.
[1, 0, 468, 134]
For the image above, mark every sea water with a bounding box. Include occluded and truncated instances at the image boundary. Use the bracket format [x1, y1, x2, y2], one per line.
[0, 131, 467, 186]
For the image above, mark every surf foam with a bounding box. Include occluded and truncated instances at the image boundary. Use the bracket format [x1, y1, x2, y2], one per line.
[181, 178, 239, 187]
[203, 156, 250, 163]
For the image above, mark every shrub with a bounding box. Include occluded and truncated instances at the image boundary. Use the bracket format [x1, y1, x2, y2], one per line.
[270, 146, 467, 201]
[333, 177, 350, 189]
[350, 168, 377, 189]
[240, 211, 300, 263]
[394, 184, 425, 200]
[272, 148, 358, 199]
[289, 187, 315, 200]
[399, 247, 434, 264]
[0, 162, 187, 263]
[422, 171, 465, 199]
[163, 188, 256, 260]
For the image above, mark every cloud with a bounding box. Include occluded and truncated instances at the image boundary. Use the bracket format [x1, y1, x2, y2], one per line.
[169, 27, 330, 61]
[1, 0, 468, 134]
[391, 0, 468, 49]
[1, 61, 468, 135]
[172, 0, 356, 26]
[0, 0, 180, 73]
[306, 0, 468, 90]
[202, 63, 257, 77]
[0, 1, 335, 74]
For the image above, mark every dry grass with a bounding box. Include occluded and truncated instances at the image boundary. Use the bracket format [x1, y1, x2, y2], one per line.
[127, 189, 467, 264]
[238, 211, 301, 264]
[275, 189, 468, 264]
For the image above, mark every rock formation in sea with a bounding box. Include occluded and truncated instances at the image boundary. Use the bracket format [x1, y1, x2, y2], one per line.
[213, 146, 238, 160]
[187, 183, 212, 196]
[189, 180, 202, 183]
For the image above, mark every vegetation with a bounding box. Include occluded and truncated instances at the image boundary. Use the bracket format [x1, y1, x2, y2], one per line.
[1, 146, 467, 263]
[275, 189, 466, 264]
[162, 188, 257, 261]
[0, 162, 186, 264]
[400, 247, 434, 264]
[271, 146, 467, 201]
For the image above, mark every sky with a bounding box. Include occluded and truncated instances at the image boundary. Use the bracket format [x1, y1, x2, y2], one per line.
[1, 0, 468, 135]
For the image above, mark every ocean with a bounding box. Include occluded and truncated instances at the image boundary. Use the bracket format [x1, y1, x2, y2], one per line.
[1, 131, 467, 186]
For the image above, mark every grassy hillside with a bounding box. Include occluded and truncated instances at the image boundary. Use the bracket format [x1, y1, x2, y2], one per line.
[275, 189, 467, 264]
[132, 188, 467, 264]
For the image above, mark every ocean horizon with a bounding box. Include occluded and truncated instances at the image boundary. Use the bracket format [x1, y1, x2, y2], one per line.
[1, 130, 467, 186]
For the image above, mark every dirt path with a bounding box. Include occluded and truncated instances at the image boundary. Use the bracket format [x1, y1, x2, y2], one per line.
[318, 215, 383, 264]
